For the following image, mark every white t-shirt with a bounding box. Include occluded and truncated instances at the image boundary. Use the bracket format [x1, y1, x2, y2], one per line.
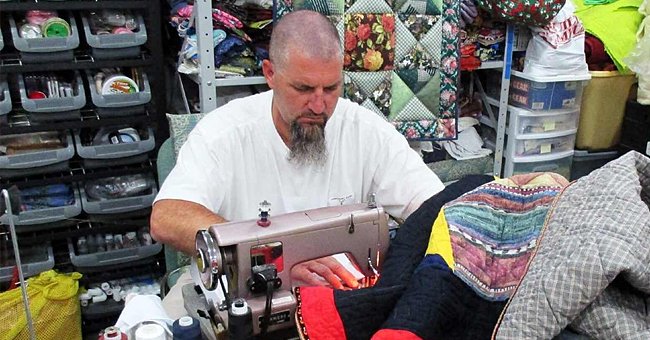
[155, 90, 444, 221]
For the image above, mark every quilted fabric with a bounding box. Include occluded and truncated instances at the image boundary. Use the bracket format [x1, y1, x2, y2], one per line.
[494, 151, 650, 339]
[291, 0, 460, 140]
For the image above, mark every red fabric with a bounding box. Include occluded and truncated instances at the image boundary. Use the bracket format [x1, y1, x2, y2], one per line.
[371, 329, 423, 340]
[298, 286, 346, 340]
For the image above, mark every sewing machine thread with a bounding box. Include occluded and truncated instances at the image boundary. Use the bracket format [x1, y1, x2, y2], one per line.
[228, 298, 253, 340]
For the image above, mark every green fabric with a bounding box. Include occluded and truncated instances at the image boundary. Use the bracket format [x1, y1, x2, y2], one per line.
[583, 0, 617, 5]
[574, 0, 644, 72]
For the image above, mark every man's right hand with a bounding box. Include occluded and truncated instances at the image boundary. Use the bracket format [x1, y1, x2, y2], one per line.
[290, 255, 359, 290]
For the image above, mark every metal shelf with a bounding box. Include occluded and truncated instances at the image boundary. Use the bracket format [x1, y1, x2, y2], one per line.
[0, 52, 153, 73]
[478, 61, 505, 70]
[0, 0, 150, 11]
[187, 74, 267, 87]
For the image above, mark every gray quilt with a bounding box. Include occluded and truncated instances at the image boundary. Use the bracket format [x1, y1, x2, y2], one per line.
[494, 151, 650, 339]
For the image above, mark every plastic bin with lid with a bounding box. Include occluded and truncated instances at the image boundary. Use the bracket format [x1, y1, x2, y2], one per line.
[508, 105, 580, 137]
[80, 173, 158, 214]
[0, 244, 54, 282]
[18, 71, 86, 113]
[9, 12, 80, 53]
[0, 131, 74, 170]
[86, 70, 151, 116]
[504, 149, 574, 179]
[570, 149, 619, 180]
[0, 77, 11, 116]
[15, 183, 82, 225]
[509, 71, 590, 111]
[508, 129, 577, 157]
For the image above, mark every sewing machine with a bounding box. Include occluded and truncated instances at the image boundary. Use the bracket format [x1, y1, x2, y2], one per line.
[191, 199, 390, 336]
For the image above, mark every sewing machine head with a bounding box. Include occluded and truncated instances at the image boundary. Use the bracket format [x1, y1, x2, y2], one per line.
[192, 201, 389, 334]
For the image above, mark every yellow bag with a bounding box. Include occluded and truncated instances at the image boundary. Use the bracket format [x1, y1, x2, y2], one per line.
[0, 270, 82, 340]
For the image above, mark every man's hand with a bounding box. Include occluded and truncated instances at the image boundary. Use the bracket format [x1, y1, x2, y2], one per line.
[290, 255, 359, 290]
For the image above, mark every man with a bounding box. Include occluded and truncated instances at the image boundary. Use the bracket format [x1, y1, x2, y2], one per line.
[151, 9, 444, 316]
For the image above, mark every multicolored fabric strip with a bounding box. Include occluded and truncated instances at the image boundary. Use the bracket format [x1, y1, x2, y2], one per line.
[426, 172, 569, 301]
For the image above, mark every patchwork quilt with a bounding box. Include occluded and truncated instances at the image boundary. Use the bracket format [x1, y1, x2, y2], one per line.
[280, 0, 460, 140]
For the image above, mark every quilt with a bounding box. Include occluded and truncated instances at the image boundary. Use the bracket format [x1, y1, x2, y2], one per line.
[278, 0, 460, 140]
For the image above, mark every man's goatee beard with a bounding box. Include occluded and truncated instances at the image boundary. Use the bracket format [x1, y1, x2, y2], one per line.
[287, 120, 328, 167]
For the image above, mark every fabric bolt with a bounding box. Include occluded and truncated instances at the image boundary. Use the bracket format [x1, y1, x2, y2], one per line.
[476, 0, 566, 27]
[494, 151, 650, 339]
[156, 90, 444, 223]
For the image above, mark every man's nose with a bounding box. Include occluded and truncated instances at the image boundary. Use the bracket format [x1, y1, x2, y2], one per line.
[308, 88, 326, 114]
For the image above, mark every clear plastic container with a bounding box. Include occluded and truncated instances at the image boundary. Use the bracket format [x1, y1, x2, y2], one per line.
[509, 71, 590, 111]
[509, 105, 580, 136]
[0, 131, 74, 169]
[505, 150, 574, 179]
[82, 13, 147, 49]
[15, 183, 82, 225]
[0, 244, 54, 282]
[18, 71, 86, 113]
[74, 127, 155, 159]
[0, 77, 10, 116]
[68, 238, 162, 268]
[510, 129, 577, 157]
[9, 12, 80, 52]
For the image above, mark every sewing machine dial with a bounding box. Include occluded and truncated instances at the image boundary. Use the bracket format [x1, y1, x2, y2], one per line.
[195, 229, 223, 291]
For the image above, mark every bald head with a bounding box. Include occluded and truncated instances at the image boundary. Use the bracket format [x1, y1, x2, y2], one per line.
[269, 10, 342, 71]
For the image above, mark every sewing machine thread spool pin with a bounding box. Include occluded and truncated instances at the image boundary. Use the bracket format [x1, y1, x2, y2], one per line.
[257, 200, 272, 227]
[367, 192, 377, 208]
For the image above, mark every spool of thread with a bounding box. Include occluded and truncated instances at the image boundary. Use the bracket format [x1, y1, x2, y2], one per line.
[172, 316, 201, 340]
[112, 27, 132, 35]
[19, 23, 43, 39]
[134, 324, 166, 340]
[92, 292, 108, 303]
[42, 17, 71, 38]
[228, 298, 253, 340]
[101, 75, 138, 95]
[100, 326, 128, 340]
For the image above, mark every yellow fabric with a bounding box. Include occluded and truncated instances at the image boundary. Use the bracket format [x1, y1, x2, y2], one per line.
[0, 270, 82, 340]
[425, 208, 455, 269]
[493, 172, 569, 189]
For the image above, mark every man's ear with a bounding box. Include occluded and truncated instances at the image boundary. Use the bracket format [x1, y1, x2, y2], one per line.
[262, 59, 275, 88]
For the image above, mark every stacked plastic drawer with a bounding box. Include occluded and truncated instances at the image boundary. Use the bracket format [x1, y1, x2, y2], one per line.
[0, 76, 11, 122]
[81, 10, 147, 60]
[9, 11, 80, 63]
[18, 71, 86, 122]
[75, 125, 157, 215]
[502, 71, 591, 179]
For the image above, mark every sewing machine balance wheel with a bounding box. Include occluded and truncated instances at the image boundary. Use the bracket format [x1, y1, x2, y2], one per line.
[195, 229, 222, 291]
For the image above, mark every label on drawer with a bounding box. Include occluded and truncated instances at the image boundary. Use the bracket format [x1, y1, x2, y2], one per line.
[532, 102, 545, 110]
[543, 121, 556, 131]
[540, 143, 552, 154]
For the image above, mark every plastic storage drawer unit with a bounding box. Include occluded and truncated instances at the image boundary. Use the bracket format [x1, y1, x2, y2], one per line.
[505, 150, 574, 179]
[0, 77, 10, 116]
[68, 238, 162, 269]
[0, 244, 54, 282]
[0, 131, 75, 175]
[9, 12, 80, 62]
[86, 71, 151, 117]
[80, 173, 158, 214]
[75, 127, 155, 159]
[18, 71, 86, 113]
[15, 183, 83, 225]
[509, 106, 580, 136]
[82, 13, 147, 59]
[509, 71, 590, 111]
[510, 129, 577, 157]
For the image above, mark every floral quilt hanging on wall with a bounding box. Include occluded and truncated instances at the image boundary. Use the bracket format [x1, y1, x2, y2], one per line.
[278, 0, 460, 140]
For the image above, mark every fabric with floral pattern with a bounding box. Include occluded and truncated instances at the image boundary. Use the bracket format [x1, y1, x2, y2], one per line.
[344, 13, 396, 72]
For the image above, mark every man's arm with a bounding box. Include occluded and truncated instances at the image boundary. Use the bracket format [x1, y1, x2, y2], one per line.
[150, 199, 227, 255]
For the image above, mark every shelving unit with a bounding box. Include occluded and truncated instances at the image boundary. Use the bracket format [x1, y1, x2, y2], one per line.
[1, 0, 168, 336]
